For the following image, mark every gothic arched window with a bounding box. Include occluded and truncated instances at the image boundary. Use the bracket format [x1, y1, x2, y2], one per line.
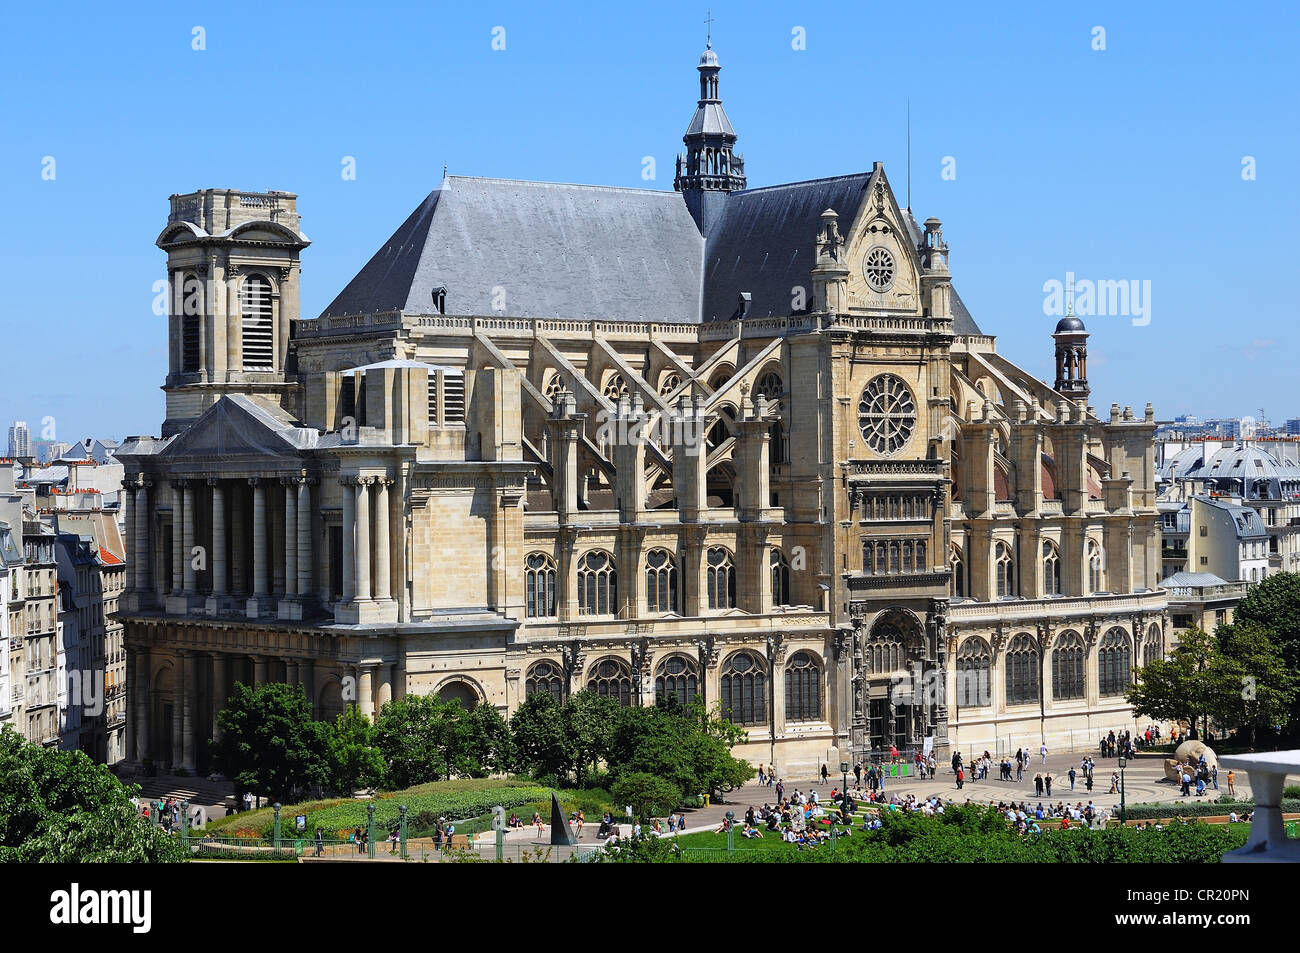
[756, 369, 784, 406]
[654, 654, 698, 706]
[864, 623, 905, 675]
[1098, 628, 1132, 697]
[542, 371, 564, 403]
[706, 547, 736, 610]
[720, 651, 766, 726]
[1087, 539, 1104, 593]
[1004, 633, 1040, 707]
[179, 272, 202, 373]
[1043, 540, 1061, 596]
[995, 541, 1016, 598]
[602, 373, 630, 401]
[1052, 631, 1085, 701]
[956, 638, 992, 707]
[644, 548, 678, 614]
[770, 549, 791, 607]
[577, 550, 617, 616]
[1143, 623, 1164, 667]
[525, 660, 565, 705]
[240, 274, 274, 370]
[524, 552, 556, 619]
[587, 657, 634, 706]
[784, 651, 822, 722]
[658, 372, 681, 397]
[950, 544, 966, 598]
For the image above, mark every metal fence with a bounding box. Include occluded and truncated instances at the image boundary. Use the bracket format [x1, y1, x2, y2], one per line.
[188, 833, 600, 863]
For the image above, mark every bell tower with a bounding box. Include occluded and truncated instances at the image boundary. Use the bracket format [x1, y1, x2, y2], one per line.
[1053, 311, 1090, 404]
[673, 41, 747, 237]
[156, 189, 310, 437]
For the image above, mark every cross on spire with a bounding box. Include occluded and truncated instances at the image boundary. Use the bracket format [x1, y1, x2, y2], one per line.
[705, 9, 714, 48]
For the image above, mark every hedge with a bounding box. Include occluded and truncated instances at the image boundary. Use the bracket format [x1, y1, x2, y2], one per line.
[1122, 798, 1300, 821]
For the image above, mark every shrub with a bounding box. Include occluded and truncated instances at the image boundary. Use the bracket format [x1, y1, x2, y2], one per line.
[610, 773, 682, 820]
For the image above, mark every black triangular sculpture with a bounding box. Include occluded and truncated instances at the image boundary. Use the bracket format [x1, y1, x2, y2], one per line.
[550, 792, 576, 846]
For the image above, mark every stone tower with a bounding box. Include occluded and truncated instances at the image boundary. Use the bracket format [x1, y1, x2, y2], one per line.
[156, 189, 311, 437]
[1052, 312, 1090, 403]
[673, 43, 746, 237]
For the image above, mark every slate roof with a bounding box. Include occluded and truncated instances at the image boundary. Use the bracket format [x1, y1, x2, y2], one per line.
[700, 173, 871, 320]
[321, 176, 705, 323]
[321, 173, 985, 334]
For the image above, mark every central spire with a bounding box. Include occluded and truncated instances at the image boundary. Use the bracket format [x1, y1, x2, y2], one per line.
[674, 38, 746, 236]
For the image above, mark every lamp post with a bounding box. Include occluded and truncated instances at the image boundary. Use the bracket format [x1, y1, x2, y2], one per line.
[366, 802, 376, 859]
[272, 802, 282, 850]
[840, 760, 850, 815]
[725, 810, 735, 853]
[1117, 756, 1128, 825]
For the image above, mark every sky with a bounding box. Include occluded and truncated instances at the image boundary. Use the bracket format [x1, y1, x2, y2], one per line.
[1, 0, 1296, 442]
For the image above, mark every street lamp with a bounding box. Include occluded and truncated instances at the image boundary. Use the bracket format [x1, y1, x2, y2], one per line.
[1117, 756, 1128, 825]
[840, 761, 850, 815]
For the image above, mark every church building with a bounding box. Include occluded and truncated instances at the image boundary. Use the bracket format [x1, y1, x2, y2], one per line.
[116, 42, 1167, 776]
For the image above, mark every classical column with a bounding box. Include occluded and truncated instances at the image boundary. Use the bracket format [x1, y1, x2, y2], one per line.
[181, 651, 196, 772]
[251, 479, 269, 596]
[209, 479, 227, 596]
[211, 653, 226, 742]
[374, 478, 391, 601]
[374, 663, 392, 711]
[230, 481, 247, 595]
[271, 481, 285, 596]
[182, 482, 196, 592]
[355, 478, 372, 601]
[134, 483, 152, 591]
[123, 484, 137, 590]
[170, 669, 183, 768]
[283, 480, 298, 596]
[135, 648, 151, 762]
[358, 664, 375, 718]
[254, 655, 268, 685]
[286, 659, 300, 689]
[296, 478, 313, 597]
[171, 481, 185, 592]
[341, 478, 356, 602]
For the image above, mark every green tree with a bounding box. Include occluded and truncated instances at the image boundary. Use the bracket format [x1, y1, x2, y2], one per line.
[328, 706, 386, 793]
[0, 726, 187, 862]
[1214, 621, 1298, 746]
[373, 694, 460, 787]
[510, 692, 571, 780]
[562, 690, 618, 787]
[1230, 571, 1300, 736]
[210, 682, 330, 803]
[609, 699, 751, 799]
[1127, 627, 1219, 734]
[460, 701, 514, 778]
[609, 772, 682, 820]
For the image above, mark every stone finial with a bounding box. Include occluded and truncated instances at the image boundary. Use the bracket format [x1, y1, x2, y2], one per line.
[1145, 402, 1155, 422]
[1110, 402, 1121, 423]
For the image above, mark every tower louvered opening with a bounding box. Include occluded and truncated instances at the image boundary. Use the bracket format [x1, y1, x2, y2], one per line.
[241, 275, 274, 370]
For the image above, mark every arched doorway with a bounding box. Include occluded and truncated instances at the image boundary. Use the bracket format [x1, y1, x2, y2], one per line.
[861, 608, 925, 752]
[437, 679, 481, 709]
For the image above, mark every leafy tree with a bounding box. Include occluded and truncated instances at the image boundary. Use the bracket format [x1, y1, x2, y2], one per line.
[1214, 621, 1298, 746]
[610, 699, 751, 799]
[373, 694, 460, 787]
[1233, 571, 1300, 669]
[210, 682, 330, 803]
[0, 726, 187, 862]
[1230, 571, 1300, 735]
[328, 706, 386, 793]
[1127, 627, 1220, 734]
[461, 701, 514, 778]
[510, 692, 571, 780]
[609, 772, 683, 820]
[562, 690, 618, 787]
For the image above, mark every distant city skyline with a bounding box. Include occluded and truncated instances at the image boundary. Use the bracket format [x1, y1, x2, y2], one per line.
[1, 1, 1295, 437]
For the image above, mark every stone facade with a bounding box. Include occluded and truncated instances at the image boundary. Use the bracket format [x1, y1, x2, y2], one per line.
[115, 45, 1166, 778]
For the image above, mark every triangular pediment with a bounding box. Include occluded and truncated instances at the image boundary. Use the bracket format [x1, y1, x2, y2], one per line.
[842, 167, 926, 315]
[161, 396, 312, 460]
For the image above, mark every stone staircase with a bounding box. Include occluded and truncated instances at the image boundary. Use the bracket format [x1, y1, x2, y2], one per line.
[125, 773, 237, 815]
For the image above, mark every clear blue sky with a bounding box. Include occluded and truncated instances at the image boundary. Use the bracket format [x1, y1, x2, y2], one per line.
[2, 0, 1296, 441]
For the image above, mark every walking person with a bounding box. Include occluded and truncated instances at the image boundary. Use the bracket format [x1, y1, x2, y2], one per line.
[1227, 769, 1236, 797]
[821, 763, 829, 786]
[1040, 742, 1049, 765]
[854, 761, 862, 786]
[1034, 774, 1044, 797]
[1068, 766, 1076, 791]
[1045, 772, 1053, 797]
[956, 766, 964, 790]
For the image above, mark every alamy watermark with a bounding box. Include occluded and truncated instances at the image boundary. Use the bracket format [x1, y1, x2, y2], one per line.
[1043, 271, 1151, 327]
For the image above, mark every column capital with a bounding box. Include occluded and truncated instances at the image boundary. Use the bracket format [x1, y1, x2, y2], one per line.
[248, 477, 263, 487]
[207, 477, 223, 488]
[170, 478, 190, 490]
